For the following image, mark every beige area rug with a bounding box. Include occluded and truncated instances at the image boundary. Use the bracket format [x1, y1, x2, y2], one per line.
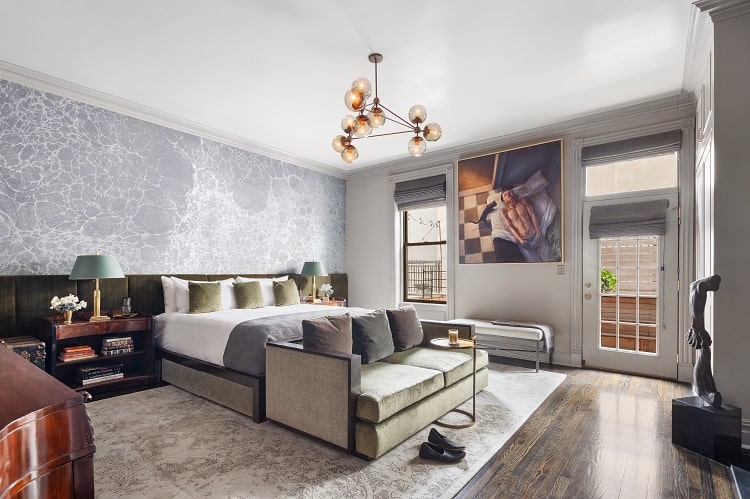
[87, 363, 565, 498]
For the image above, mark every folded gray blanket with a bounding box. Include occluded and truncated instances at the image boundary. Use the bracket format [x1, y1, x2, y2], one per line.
[223, 307, 369, 376]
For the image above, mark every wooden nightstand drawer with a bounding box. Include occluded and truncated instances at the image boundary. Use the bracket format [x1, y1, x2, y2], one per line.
[54, 316, 151, 340]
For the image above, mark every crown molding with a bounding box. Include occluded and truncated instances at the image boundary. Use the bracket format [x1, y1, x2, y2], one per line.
[694, 0, 750, 22]
[682, 5, 714, 99]
[0, 60, 349, 180]
[348, 94, 693, 180]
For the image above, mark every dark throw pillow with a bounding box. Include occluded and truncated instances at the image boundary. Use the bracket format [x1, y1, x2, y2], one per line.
[302, 314, 352, 354]
[233, 281, 265, 309]
[352, 308, 395, 363]
[273, 279, 301, 306]
[386, 304, 424, 351]
[188, 281, 222, 314]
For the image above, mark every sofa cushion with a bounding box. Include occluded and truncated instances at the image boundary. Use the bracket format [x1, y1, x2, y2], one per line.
[357, 362, 444, 423]
[302, 314, 352, 354]
[380, 347, 489, 387]
[386, 305, 423, 351]
[352, 308, 395, 364]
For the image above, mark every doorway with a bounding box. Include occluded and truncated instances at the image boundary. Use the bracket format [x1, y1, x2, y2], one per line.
[582, 191, 679, 378]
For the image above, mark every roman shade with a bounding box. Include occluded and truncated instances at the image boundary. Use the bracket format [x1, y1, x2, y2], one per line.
[394, 175, 446, 211]
[581, 130, 682, 167]
[589, 199, 670, 238]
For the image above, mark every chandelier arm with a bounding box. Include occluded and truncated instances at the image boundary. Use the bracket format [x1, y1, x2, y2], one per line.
[351, 129, 414, 139]
[377, 103, 415, 129]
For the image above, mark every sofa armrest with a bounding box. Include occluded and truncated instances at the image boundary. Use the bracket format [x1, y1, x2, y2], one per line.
[266, 341, 361, 451]
[419, 320, 476, 345]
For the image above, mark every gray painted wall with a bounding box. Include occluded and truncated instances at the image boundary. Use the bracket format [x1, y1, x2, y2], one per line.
[346, 105, 692, 370]
[0, 80, 345, 275]
[711, 9, 750, 445]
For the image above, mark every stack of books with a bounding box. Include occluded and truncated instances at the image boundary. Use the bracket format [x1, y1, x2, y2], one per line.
[58, 345, 97, 362]
[75, 364, 124, 385]
[101, 336, 135, 356]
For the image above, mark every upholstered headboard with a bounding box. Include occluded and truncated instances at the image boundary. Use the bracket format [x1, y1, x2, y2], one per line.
[0, 273, 348, 338]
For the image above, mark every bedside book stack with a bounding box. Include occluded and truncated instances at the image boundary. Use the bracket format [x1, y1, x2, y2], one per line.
[59, 345, 97, 362]
[101, 336, 135, 356]
[75, 364, 124, 385]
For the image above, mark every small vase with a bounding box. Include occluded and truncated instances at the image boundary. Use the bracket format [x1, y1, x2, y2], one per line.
[63, 310, 73, 324]
[322, 296, 329, 303]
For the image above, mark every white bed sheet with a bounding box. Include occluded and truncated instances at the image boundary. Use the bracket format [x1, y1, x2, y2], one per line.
[154, 304, 345, 368]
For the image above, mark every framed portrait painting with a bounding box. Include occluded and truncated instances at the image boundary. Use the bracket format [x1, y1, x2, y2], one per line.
[457, 139, 563, 263]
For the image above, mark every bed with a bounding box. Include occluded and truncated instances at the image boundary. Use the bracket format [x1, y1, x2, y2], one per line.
[0, 272, 349, 424]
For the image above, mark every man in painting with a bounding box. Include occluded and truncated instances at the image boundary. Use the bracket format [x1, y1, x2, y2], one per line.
[469, 170, 557, 262]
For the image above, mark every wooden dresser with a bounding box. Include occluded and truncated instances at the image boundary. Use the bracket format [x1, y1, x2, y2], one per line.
[0, 346, 95, 498]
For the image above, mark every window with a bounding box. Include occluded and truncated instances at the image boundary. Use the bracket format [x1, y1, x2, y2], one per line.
[586, 153, 678, 196]
[403, 205, 447, 303]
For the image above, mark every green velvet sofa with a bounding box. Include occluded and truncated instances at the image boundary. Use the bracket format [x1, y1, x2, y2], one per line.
[265, 320, 489, 459]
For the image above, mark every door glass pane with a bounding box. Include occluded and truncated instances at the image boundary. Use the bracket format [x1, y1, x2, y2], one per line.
[598, 236, 660, 355]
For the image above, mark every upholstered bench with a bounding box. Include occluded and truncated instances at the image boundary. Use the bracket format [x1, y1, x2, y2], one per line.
[450, 318, 553, 371]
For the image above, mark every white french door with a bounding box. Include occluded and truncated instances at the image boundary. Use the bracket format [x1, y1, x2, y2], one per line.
[582, 192, 679, 378]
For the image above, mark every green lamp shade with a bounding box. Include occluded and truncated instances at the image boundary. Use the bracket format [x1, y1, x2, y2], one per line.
[69, 254, 125, 280]
[301, 261, 327, 277]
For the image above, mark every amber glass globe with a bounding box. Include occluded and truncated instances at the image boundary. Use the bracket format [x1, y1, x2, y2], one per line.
[350, 78, 372, 100]
[408, 136, 427, 156]
[332, 135, 347, 153]
[341, 115, 356, 134]
[341, 144, 358, 163]
[353, 115, 372, 138]
[408, 105, 427, 124]
[423, 123, 442, 141]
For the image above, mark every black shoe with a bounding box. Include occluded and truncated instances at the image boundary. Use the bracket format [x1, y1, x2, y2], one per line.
[428, 427, 465, 451]
[419, 441, 466, 463]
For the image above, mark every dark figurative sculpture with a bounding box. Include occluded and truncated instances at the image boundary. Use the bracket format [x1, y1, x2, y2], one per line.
[685, 275, 722, 408]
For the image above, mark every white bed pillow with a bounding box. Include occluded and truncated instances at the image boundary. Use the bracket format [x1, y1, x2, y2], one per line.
[171, 276, 237, 313]
[161, 276, 177, 313]
[235, 275, 288, 306]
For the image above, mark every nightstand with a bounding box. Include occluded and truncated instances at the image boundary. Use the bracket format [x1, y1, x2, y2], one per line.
[35, 314, 157, 398]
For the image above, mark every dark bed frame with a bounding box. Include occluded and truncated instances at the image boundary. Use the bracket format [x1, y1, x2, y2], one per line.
[0, 272, 348, 423]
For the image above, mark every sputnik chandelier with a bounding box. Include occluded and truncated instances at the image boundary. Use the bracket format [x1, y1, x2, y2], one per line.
[332, 53, 442, 163]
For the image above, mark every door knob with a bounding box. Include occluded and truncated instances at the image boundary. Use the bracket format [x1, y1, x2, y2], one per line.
[584, 293, 592, 300]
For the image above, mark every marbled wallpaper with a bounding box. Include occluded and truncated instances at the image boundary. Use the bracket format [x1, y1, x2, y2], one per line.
[0, 79, 345, 275]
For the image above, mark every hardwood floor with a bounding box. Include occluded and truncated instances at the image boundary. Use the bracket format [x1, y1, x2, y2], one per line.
[456, 364, 740, 499]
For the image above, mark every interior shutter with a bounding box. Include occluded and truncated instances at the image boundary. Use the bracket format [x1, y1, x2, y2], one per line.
[581, 130, 682, 167]
[394, 174, 446, 211]
[589, 199, 670, 238]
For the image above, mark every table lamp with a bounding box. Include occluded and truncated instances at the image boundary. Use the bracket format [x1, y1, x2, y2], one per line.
[69, 253, 125, 321]
[301, 261, 327, 302]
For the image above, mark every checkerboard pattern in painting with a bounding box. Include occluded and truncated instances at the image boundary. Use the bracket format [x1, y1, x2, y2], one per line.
[458, 190, 498, 264]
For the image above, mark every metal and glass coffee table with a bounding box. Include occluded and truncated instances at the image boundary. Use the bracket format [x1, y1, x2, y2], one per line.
[430, 336, 477, 428]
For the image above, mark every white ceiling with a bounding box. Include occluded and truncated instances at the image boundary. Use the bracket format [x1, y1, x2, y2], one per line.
[0, 1, 694, 175]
